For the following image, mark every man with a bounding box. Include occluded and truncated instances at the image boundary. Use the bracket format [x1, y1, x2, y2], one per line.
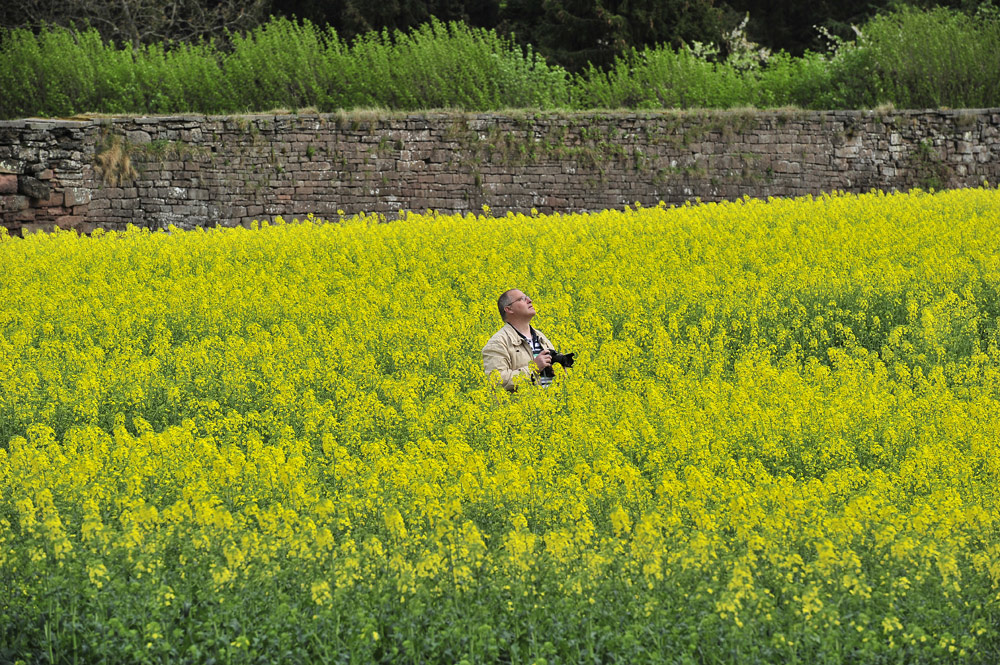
[482, 288, 556, 391]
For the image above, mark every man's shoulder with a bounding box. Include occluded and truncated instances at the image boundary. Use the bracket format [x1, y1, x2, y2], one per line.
[484, 324, 517, 348]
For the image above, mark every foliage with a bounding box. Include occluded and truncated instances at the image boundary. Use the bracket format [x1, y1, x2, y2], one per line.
[0, 16, 569, 119]
[720, 0, 998, 56]
[3, 0, 998, 68]
[570, 46, 747, 109]
[569, 4, 1000, 110]
[568, 46, 840, 110]
[3, 6, 999, 117]
[269, 0, 501, 44]
[829, 6, 1000, 109]
[499, 0, 726, 72]
[3, 189, 1000, 662]
[0, 0, 269, 48]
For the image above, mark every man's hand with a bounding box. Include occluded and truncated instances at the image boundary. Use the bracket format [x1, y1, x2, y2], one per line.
[532, 350, 553, 371]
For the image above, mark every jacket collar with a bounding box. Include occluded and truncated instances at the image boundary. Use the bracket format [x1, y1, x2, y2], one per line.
[504, 322, 536, 344]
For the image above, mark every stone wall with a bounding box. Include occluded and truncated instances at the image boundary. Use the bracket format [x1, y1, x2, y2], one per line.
[1, 109, 998, 234]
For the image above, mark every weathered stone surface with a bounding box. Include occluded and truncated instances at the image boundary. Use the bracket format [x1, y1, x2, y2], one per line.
[20, 222, 57, 234]
[2, 110, 1000, 233]
[64, 187, 92, 206]
[0, 175, 16, 194]
[35, 192, 64, 207]
[76, 222, 102, 234]
[1, 194, 30, 212]
[126, 130, 152, 144]
[18, 175, 50, 199]
[54, 215, 85, 229]
[0, 158, 24, 174]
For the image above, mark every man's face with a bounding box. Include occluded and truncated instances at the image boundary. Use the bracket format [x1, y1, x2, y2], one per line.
[505, 290, 535, 320]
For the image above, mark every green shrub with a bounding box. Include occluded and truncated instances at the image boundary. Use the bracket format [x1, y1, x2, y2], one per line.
[0, 26, 101, 118]
[1, 7, 999, 118]
[0, 27, 47, 118]
[342, 18, 568, 110]
[830, 6, 1000, 109]
[224, 17, 339, 112]
[0, 17, 568, 118]
[570, 46, 750, 109]
[751, 51, 837, 109]
[569, 46, 839, 110]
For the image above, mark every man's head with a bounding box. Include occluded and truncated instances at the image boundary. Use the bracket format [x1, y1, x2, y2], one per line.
[497, 288, 535, 323]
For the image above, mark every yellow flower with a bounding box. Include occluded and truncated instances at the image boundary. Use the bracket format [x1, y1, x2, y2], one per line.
[609, 505, 631, 537]
[384, 507, 407, 540]
[87, 563, 108, 589]
[311, 580, 332, 606]
[1, 188, 999, 659]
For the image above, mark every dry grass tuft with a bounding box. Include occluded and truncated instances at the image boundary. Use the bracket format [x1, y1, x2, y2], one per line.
[95, 134, 137, 186]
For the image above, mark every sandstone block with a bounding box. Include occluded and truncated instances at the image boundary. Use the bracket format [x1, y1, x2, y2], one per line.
[36, 192, 64, 207]
[1, 194, 29, 212]
[54, 215, 85, 229]
[0, 175, 16, 194]
[64, 187, 92, 206]
[20, 222, 56, 234]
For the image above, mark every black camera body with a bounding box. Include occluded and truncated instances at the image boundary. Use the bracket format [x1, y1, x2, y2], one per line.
[541, 349, 575, 378]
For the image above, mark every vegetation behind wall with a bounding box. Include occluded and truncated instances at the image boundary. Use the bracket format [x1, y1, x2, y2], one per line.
[1, 8, 999, 120]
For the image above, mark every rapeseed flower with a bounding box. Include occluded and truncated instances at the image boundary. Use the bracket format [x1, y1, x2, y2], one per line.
[1, 188, 1000, 662]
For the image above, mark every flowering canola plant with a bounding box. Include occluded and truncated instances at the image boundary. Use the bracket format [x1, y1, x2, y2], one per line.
[2, 189, 1000, 664]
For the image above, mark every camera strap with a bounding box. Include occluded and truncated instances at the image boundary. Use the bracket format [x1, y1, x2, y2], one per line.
[508, 323, 545, 356]
[525, 327, 543, 356]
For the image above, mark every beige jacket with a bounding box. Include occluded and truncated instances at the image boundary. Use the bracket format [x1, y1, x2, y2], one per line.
[482, 323, 555, 391]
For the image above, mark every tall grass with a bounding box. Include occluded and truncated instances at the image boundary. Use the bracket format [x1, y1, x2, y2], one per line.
[569, 47, 750, 109]
[567, 48, 840, 109]
[834, 6, 1000, 109]
[0, 8, 998, 118]
[568, 7, 1000, 111]
[0, 17, 569, 118]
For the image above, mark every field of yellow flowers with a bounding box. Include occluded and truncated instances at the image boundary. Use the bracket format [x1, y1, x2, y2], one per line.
[2, 189, 1000, 664]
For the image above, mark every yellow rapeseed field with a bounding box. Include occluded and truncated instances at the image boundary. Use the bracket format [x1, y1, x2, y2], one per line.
[2, 189, 1000, 663]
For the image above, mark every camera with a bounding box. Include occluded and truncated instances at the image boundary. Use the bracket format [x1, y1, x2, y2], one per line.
[541, 349, 575, 378]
